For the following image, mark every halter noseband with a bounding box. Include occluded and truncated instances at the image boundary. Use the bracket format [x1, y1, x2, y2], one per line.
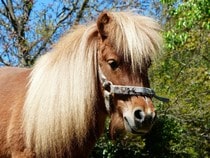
[99, 68, 169, 113]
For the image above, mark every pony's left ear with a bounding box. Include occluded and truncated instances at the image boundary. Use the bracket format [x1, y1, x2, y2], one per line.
[97, 12, 112, 40]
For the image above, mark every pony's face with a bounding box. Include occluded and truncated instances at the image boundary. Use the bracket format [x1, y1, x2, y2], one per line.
[97, 12, 156, 138]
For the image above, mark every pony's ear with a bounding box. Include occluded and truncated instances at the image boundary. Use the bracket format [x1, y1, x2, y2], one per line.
[97, 12, 111, 40]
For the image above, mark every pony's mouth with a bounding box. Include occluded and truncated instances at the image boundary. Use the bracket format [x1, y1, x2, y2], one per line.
[124, 117, 148, 135]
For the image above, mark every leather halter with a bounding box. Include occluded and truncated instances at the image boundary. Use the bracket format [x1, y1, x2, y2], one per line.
[98, 68, 169, 113]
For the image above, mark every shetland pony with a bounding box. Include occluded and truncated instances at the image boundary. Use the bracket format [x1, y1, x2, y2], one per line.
[0, 11, 163, 158]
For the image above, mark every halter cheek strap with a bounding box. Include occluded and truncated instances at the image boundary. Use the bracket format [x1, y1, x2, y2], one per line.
[98, 68, 169, 113]
[98, 68, 113, 113]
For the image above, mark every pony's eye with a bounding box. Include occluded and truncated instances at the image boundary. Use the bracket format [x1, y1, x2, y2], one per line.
[107, 59, 119, 70]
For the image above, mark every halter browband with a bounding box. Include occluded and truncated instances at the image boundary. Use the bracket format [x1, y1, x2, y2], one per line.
[99, 68, 169, 113]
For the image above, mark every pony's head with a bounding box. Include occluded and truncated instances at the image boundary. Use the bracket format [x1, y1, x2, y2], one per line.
[23, 11, 168, 157]
[96, 12, 163, 138]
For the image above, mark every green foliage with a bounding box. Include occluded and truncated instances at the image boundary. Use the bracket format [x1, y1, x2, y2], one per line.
[144, 115, 187, 157]
[150, 0, 210, 157]
[90, 120, 146, 158]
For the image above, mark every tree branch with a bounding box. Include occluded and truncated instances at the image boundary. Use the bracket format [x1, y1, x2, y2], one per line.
[6, 0, 16, 20]
[1, 0, 19, 33]
[73, 0, 89, 25]
[0, 55, 11, 66]
[21, 0, 33, 31]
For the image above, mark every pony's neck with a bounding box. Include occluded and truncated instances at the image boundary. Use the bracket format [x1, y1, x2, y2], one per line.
[74, 101, 107, 157]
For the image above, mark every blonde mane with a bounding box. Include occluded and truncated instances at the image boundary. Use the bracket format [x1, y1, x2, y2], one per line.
[23, 24, 99, 157]
[23, 11, 162, 158]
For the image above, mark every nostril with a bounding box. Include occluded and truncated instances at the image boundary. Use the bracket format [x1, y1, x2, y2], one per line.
[134, 109, 144, 121]
[145, 115, 153, 123]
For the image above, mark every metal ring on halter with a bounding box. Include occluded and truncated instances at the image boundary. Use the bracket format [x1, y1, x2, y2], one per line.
[102, 81, 113, 113]
[102, 81, 113, 92]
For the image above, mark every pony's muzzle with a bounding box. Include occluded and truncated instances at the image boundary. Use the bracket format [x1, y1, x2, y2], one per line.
[123, 108, 155, 134]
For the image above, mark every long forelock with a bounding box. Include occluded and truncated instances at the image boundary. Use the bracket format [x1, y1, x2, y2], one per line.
[110, 12, 162, 73]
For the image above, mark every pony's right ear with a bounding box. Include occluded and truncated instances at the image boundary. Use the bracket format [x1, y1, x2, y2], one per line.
[97, 12, 111, 40]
